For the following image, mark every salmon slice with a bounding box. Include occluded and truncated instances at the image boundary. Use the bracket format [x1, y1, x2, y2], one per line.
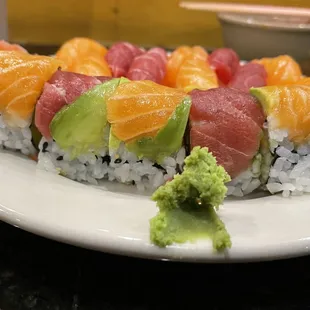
[0, 40, 28, 53]
[251, 85, 310, 144]
[107, 80, 187, 142]
[253, 55, 302, 86]
[111, 109, 174, 141]
[55, 37, 111, 77]
[295, 77, 310, 85]
[163, 45, 217, 91]
[176, 57, 218, 92]
[191, 46, 209, 60]
[0, 51, 63, 127]
[163, 45, 209, 88]
[162, 46, 193, 87]
[71, 56, 112, 76]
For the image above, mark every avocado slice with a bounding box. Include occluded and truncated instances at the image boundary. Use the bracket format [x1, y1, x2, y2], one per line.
[250, 87, 280, 116]
[50, 78, 128, 158]
[109, 130, 122, 154]
[125, 96, 191, 163]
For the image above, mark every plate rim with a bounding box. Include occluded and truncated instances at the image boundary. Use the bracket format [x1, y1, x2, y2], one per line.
[1, 210, 310, 264]
[1, 150, 310, 263]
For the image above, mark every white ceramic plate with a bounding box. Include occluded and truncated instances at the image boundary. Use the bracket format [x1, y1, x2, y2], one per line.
[1, 150, 310, 263]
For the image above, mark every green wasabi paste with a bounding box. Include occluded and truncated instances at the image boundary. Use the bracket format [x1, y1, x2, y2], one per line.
[150, 146, 232, 252]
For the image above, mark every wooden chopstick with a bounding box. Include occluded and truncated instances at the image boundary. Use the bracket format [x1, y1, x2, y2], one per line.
[179, 2, 310, 18]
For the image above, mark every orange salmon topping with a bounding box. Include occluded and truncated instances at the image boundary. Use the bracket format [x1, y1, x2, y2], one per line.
[0, 51, 63, 127]
[107, 80, 187, 142]
[253, 55, 302, 86]
[252, 85, 310, 144]
[163, 45, 217, 91]
[56, 37, 111, 77]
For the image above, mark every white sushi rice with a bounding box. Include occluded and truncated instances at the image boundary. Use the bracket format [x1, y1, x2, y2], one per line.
[37, 138, 186, 192]
[226, 154, 263, 197]
[226, 156, 260, 197]
[0, 115, 36, 156]
[38, 136, 270, 197]
[263, 116, 310, 197]
[225, 132, 273, 198]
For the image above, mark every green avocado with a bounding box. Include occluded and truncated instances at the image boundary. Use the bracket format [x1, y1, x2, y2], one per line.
[109, 130, 122, 154]
[250, 87, 278, 116]
[50, 78, 128, 158]
[124, 96, 191, 163]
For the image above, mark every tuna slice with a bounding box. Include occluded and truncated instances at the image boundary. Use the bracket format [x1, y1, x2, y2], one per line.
[105, 42, 144, 78]
[208, 48, 240, 85]
[35, 70, 111, 139]
[126, 47, 167, 84]
[228, 63, 267, 92]
[189, 88, 265, 178]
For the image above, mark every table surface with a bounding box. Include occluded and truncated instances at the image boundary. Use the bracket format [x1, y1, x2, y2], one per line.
[1, 221, 310, 310]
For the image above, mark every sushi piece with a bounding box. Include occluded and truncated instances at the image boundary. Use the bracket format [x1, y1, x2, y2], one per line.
[208, 48, 240, 85]
[175, 48, 218, 92]
[37, 77, 126, 183]
[127, 47, 167, 83]
[162, 46, 193, 87]
[55, 37, 112, 76]
[189, 87, 268, 197]
[38, 79, 191, 191]
[105, 42, 144, 77]
[253, 55, 302, 85]
[35, 70, 112, 139]
[105, 80, 191, 191]
[228, 62, 267, 92]
[251, 84, 310, 197]
[0, 51, 63, 156]
[162, 45, 212, 88]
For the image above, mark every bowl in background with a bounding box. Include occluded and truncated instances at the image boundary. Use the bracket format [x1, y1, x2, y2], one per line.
[217, 13, 310, 75]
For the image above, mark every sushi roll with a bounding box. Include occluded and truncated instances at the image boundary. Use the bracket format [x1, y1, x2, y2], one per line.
[37, 79, 191, 191]
[0, 51, 63, 156]
[251, 84, 310, 197]
[36, 73, 266, 198]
